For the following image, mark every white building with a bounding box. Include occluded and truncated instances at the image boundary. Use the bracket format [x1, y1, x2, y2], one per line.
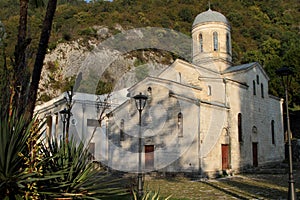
[106, 9, 285, 176]
[36, 9, 285, 176]
[34, 89, 129, 163]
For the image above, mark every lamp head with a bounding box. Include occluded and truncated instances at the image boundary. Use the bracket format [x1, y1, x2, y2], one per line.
[59, 108, 68, 122]
[133, 92, 148, 112]
[276, 67, 293, 77]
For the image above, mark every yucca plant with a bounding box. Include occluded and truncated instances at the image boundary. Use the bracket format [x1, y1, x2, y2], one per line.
[39, 136, 128, 199]
[0, 112, 42, 200]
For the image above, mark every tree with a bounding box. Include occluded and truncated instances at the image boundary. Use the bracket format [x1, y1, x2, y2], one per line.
[25, 0, 58, 120]
[0, 21, 10, 119]
[9, 0, 58, 121]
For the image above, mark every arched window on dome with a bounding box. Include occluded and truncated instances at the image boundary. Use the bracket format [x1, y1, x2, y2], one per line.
[213, 32, 218, 51]
[199, 33, 203, 52]
[226, 33, 230, 54]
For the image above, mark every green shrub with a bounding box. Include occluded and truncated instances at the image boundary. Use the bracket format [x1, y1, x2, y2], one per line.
[39, 136, 127, 199]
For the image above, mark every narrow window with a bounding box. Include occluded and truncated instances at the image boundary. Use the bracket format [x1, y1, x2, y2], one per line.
[238, 113, 242, 142]
[147, 87, 152, 101]
[226, 33, 230, 54]
[177, 72, 182, 83]
[261, 83, 264, 98]
[208, 85, 212, 96]
[213, 32, 218, 51]
[252, 126, 257, 134]
[256, 75, 259, 84]
[147, 87, 152, 96]
[271, 120, 275, 144]
[199, 33, 203, 52]
[178, 112, 183, 137]
[120, 119, 125, 141]
[253, 80, 256, 95]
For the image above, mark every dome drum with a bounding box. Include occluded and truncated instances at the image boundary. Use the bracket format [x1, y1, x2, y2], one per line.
[192, 9, 232, 71]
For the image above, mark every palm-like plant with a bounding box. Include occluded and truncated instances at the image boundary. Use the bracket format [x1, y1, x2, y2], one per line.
[0, 112, 41, 199]
[39, 136, 127, 199]
[0, 110, 128, 199]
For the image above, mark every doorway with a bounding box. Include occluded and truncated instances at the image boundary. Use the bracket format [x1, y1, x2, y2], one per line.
[144, 145, 154, 170]
[221, 144, 229, 170]
[252, 142, 258, 167]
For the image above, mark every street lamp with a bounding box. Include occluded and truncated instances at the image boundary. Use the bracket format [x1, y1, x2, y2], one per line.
[59, 108, 68, 142]
[133, 92, 148, 198]
[276, 66, 296, 200]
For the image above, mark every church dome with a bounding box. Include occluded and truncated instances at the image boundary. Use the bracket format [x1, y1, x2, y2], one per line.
[192, 9, 229, 27]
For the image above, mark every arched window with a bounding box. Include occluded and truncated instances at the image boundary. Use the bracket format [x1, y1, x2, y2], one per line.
[213, 32, 218, 51]
[147, 87, 152, 101]
[208, 85, 212, 96]
[177, 72, 182, 83]
[226, 33, 230, 54]
[238, 113, 242, 142]
[252, 126, 257, 134]
[253, 80, 256, 95]
[199, 33, 203, 52]
[178, 112, 183, 137]
[271, 120, 275, 144]
[256, 75, 259, 84]
[261, 83, 264, 98]
[120, 119, 125, 141]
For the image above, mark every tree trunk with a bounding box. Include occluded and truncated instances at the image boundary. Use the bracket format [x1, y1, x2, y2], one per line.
[13, 0, 31, 116]
[25, 0, 58, 120]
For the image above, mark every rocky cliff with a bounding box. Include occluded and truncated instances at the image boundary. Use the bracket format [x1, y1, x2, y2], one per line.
[38, 24, 174, 103]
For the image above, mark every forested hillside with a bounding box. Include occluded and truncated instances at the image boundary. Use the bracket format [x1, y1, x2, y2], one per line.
[0, 0, 299, 107]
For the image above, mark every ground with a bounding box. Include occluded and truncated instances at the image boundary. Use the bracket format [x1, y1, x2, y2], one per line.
[106, 162, 300, 199]
[143, 163, 300, 199]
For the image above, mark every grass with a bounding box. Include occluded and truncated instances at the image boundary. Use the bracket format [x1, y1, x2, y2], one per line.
[142, 171, 300, 200]
[100, 165, 300, 200]
[145, 177, 237, 200]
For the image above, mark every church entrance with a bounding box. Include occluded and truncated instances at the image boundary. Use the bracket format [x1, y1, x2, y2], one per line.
[221, 144, 229, 170]
[145, 145, 154, 170]
[252, 142, 258, 167]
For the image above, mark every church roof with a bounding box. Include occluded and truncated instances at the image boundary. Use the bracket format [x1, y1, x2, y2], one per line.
[222, 62, 270, 80]
[193, 9, 229, 27]
[222, 62, 257, 74]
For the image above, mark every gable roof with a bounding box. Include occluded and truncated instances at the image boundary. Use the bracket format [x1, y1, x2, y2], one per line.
[222, 62, 270, 80]
[157, 58, 220, 78]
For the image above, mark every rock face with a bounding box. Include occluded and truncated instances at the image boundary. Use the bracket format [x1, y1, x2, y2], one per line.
[39, 25, 173, 103]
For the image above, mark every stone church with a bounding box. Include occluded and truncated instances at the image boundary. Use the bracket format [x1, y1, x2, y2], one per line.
[106, 9, 285, 176]
[36, 9, 285, 176]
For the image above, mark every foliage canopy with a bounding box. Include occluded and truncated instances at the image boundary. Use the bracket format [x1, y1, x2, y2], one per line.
[0, 0, 299, 106]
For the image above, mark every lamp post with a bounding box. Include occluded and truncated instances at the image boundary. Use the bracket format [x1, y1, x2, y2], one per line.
[64, 88, 73, 143]
[133, 92, 148, 198]
[59, 108, 68, 142]
[276, 66, 296, 200]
